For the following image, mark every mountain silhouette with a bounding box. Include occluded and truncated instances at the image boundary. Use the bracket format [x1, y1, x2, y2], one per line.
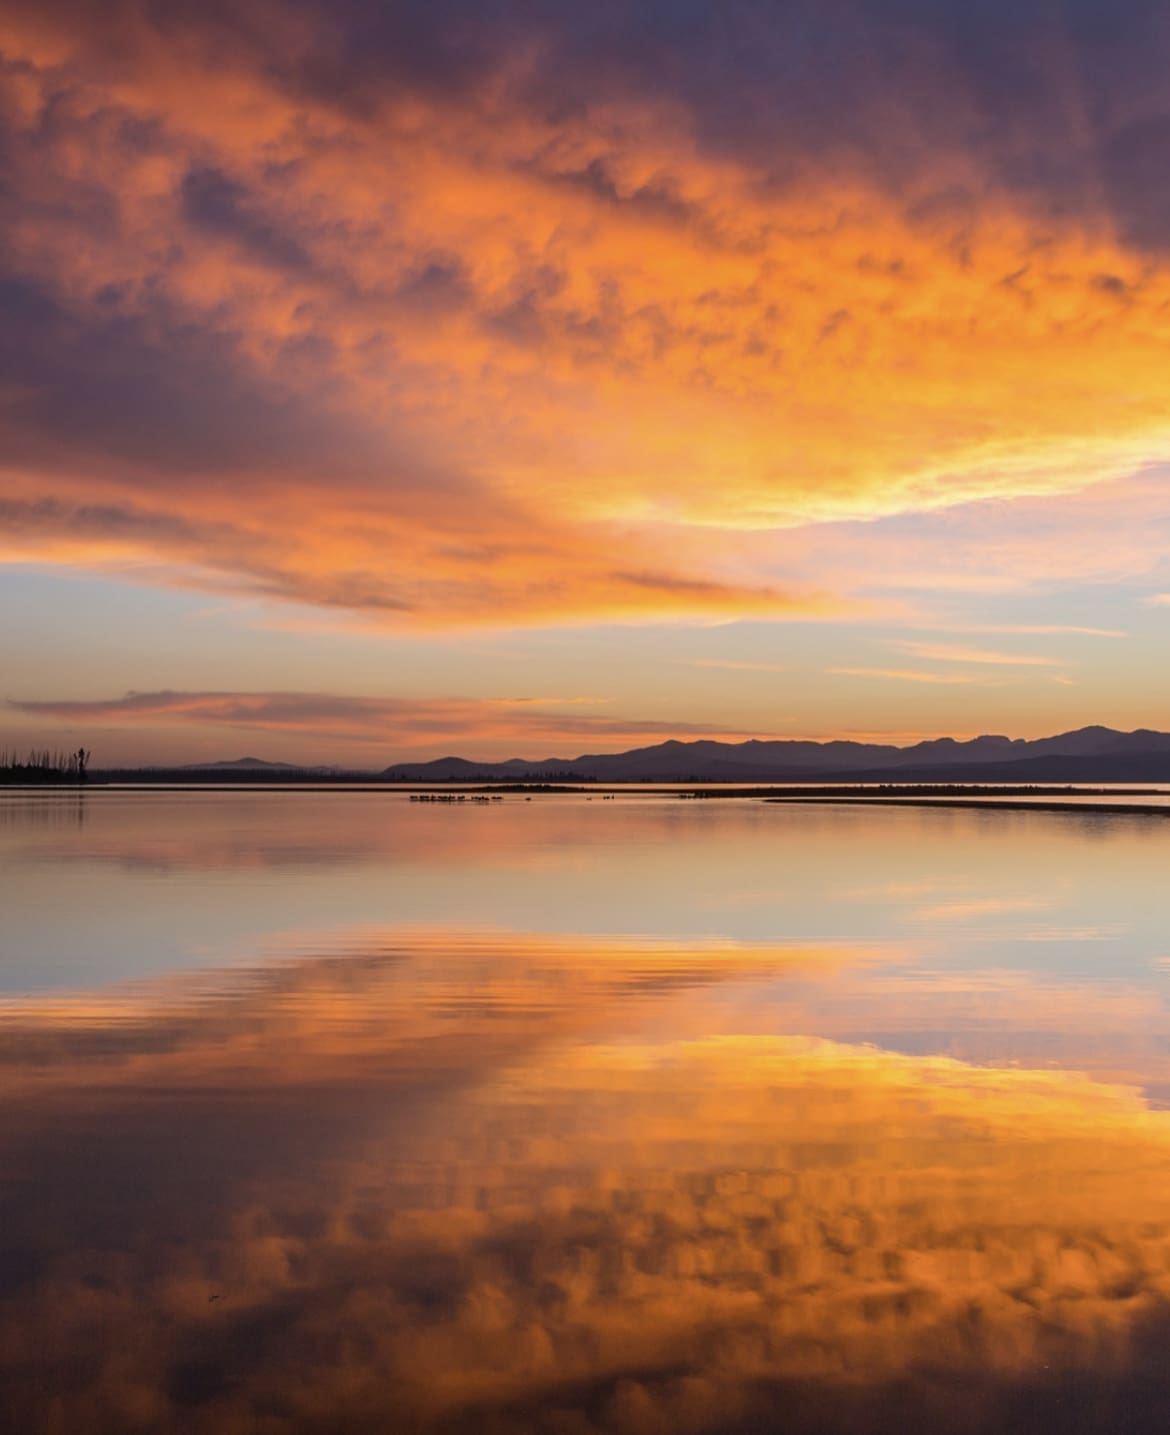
[380, 727, 1170, 783]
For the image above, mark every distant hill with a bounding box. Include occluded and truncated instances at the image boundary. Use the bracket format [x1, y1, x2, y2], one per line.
[179, 757, 307, 771]
[380, 727, 1170, 783]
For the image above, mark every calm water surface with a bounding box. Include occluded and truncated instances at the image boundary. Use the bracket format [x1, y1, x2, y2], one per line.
[3, 790, 1170, 1433]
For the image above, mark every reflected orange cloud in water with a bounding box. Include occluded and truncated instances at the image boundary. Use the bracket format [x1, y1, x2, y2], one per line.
[0, 933, 895, 1093]
[6, 935, 1170, 1432]
[3, 4, 1170, 628]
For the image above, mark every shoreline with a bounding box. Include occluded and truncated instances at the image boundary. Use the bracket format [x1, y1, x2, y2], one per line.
[3, 781, 1170, 816]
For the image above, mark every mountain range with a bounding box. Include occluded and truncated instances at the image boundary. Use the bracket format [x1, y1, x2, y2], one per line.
[379, 726, 1170, 783]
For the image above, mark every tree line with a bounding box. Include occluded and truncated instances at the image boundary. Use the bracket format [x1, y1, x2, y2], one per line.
[0, 748, 90, 784]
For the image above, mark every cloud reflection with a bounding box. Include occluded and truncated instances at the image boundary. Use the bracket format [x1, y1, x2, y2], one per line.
[5, 936, 1170, 1431]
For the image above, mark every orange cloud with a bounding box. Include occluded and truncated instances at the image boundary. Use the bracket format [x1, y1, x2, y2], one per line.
[2, 5, 1170, 627]
[894, 641, 1062, 666]
[5, 688, 767, 750]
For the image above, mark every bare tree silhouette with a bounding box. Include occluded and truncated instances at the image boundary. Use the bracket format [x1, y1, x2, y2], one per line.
[0, 747, 93, 785]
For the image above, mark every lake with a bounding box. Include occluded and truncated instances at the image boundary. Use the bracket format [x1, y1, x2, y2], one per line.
[3, 788, 1170, 1433]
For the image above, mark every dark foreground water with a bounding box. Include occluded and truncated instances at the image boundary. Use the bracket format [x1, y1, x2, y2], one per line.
[3, 789, 1170, 1433]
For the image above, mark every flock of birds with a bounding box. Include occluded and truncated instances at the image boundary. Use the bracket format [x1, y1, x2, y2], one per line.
[407, 793, 621, 803]
[408, 793, 504, 803]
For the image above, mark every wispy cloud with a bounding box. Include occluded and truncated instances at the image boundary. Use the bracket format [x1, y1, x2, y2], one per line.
[912, 623, 1127, 639]
[829, 667, 1000, 686]
[686, 660, 788, 673]
[893, 641, 1062, 667]
[6, 690, 761, 753]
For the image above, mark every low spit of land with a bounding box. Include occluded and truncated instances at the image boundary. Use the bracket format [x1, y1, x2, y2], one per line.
[5, 778, 1169, 817]
[752, 787, 1170, 817]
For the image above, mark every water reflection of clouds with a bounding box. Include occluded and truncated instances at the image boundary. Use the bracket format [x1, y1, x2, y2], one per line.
[6, 924, 1170, 1095]
[5, 795, 1168, 999]
[4, 798, 1170, 1426]
[0, 935, 893, 1086]
[907, 894, 1054, 924]
[5, 945, 1170, 1433]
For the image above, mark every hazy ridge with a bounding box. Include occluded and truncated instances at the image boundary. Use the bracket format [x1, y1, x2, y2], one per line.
[377, 726, 1170, 783]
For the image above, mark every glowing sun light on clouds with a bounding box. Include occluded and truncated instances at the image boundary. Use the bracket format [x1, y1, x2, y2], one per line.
[2, 0, 1170, 631]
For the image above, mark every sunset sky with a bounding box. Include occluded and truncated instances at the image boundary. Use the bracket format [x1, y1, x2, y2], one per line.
[2, 0, 1169, 765]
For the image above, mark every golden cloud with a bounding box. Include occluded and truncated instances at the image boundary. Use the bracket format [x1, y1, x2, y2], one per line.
[2, 6, 1170, 625]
